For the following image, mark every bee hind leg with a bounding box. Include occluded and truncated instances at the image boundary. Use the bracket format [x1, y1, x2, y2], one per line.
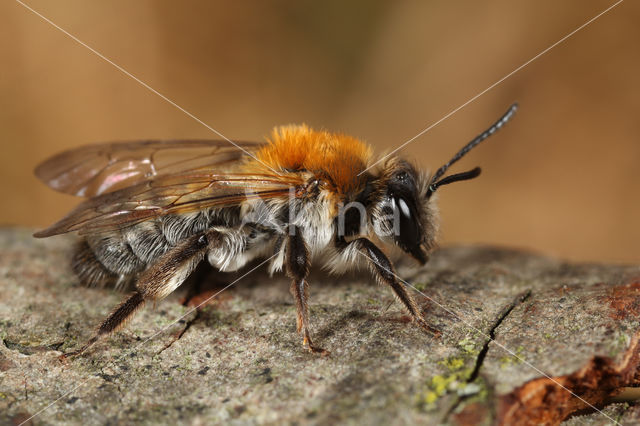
[61, 230, 221, 359]
[285, 228, 329, 355]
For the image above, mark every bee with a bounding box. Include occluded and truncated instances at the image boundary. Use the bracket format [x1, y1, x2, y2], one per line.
[34, 104, 517, 356]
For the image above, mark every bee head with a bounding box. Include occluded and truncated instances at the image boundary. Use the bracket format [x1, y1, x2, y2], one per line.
[372, 103, 518, 264]
[372, 159, 437, 265]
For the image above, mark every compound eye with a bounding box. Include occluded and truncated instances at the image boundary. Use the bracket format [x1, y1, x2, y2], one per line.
[393, 196, 418, 245]
[392, 195, 427, 263]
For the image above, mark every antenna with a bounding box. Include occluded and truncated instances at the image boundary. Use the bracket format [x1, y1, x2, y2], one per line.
[426, 103, 518, 198]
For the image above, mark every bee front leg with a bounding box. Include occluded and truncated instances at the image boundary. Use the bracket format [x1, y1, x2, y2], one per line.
[353, 238, 441, 337]
[285, 227, 328, 355]
[62, 230, 221, 359]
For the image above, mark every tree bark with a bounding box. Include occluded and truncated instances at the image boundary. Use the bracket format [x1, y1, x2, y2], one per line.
[0, 228, 639, 425]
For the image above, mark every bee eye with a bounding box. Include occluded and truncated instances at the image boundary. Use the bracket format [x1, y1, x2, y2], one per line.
[392, 195, 422, 259]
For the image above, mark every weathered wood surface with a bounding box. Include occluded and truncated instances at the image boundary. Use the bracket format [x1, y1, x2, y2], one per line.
[0, 227, 639, 425]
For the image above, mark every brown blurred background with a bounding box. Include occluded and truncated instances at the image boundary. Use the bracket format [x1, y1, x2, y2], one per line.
[2, 1, 638, 263]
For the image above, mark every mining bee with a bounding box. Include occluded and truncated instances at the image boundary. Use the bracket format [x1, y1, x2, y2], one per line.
[34, 104, 517, 356]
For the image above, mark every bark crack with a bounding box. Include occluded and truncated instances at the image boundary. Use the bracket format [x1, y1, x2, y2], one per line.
[156, 310, 201, 355]
[2, 338, 64, 355]
[468, 290, 532, 383]
[444, 290, 532, 422]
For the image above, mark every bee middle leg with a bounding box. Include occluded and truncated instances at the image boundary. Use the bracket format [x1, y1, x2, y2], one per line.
[62, 230, 222, 358]
[285, 227, 328, 355]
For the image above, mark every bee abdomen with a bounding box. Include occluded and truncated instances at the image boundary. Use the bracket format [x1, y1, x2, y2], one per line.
[72, 240, 119, 287]
[125, 223, 172, 264]
[123, 211, 216, 263]
[72, 209, 238, 288]
[73, 228, 170, 289]
[87, 234, 146, 276]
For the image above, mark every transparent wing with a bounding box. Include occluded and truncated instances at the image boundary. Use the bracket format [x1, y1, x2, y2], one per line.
[35, 139, 263, 197]
[34, 172, 302, 237]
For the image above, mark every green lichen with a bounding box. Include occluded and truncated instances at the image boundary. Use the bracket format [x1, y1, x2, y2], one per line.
[615, 402, 630, 423]
[440, 357, 465, 371]
[423, 391, 439, 404]
[457, 337, 480, 355]
[183, 354, 193, 368]
[412, 282, 428, 292]
[499, 345, 524, 369]
[608, 333, 630, 357]
[415, 356, 474, 410]
[456, 377, 489, 405]
[432, 374, 454, 394]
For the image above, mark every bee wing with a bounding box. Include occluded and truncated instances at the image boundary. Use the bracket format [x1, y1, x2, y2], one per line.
[35, 139, 263, 197]
[34, 172, 302, 237]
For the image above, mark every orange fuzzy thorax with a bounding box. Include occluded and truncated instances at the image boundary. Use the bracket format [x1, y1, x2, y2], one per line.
[254, 124, 372, 195]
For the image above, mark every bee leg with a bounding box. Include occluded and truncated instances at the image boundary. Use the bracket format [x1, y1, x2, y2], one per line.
[354, 238, 441, 337]
[61, 231, 219, 359]
[285, 227, 329, 355]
